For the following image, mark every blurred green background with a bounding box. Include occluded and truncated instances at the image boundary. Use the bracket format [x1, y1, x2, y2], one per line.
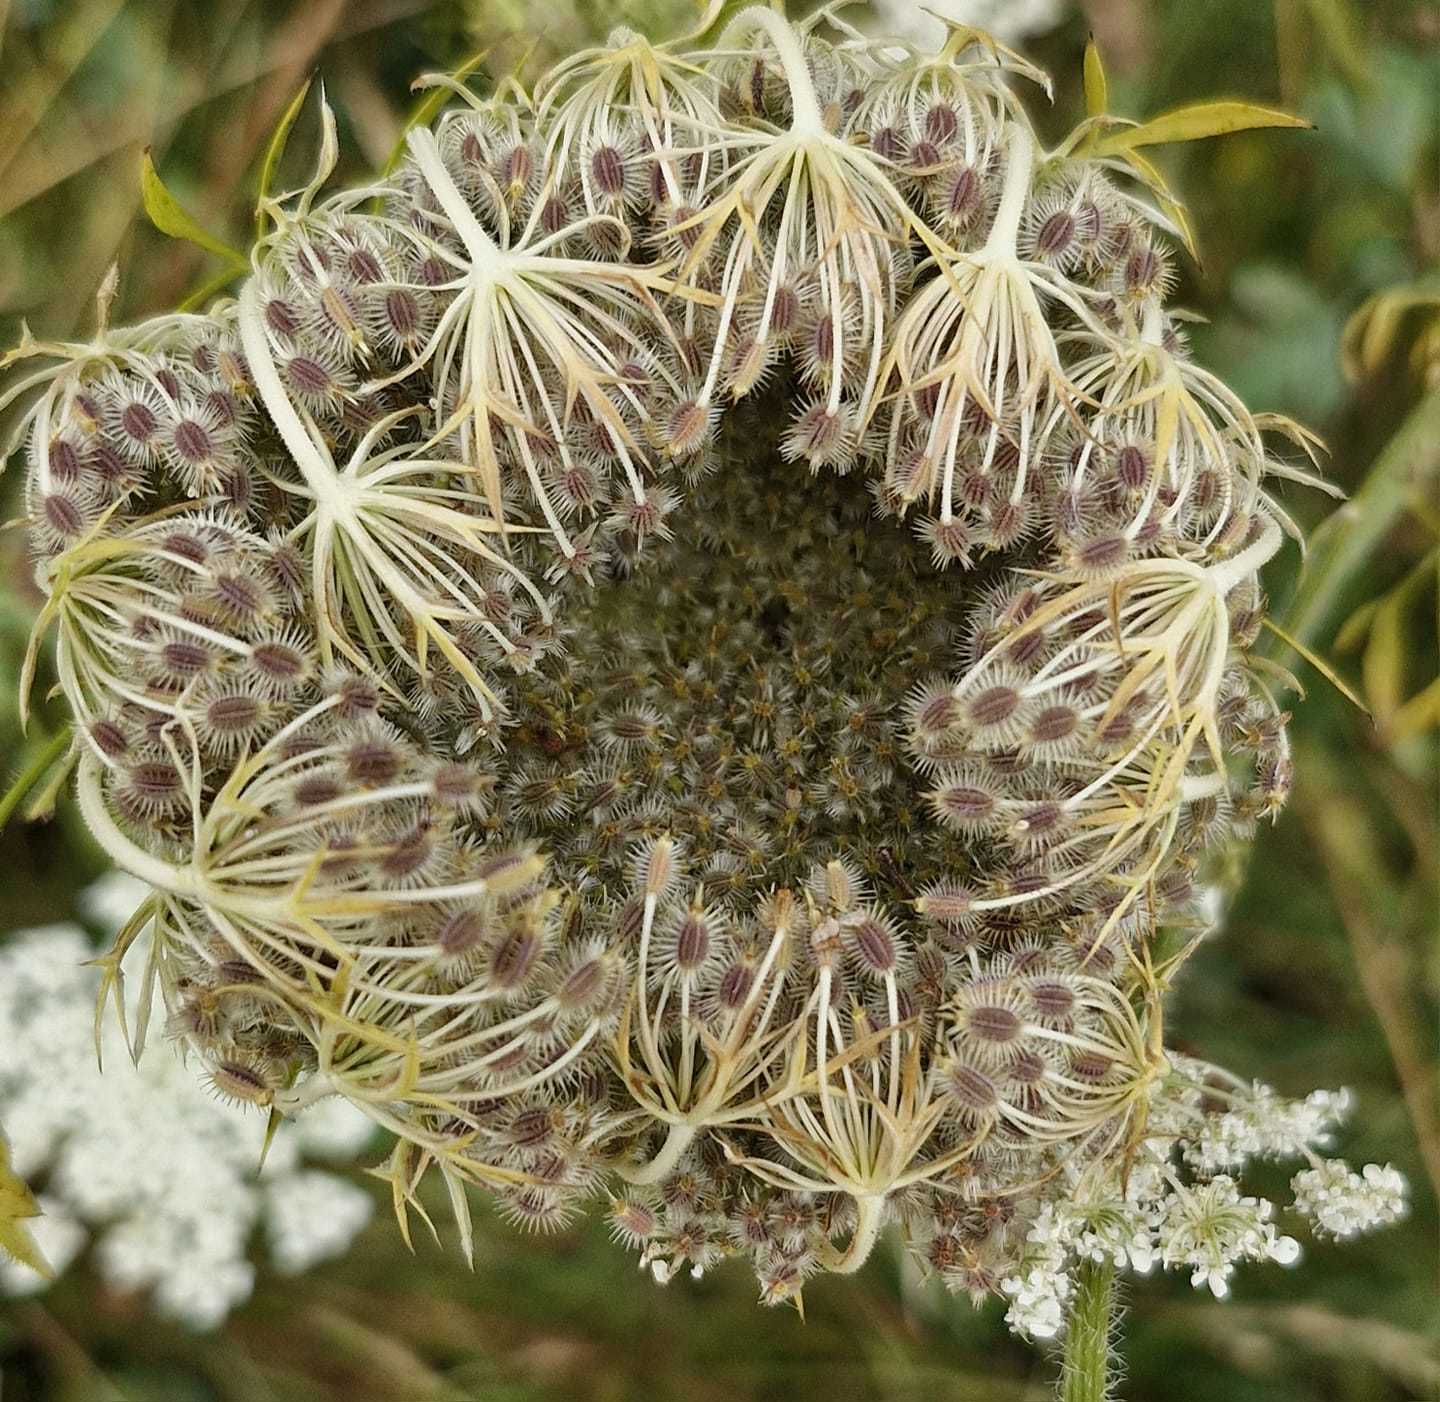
[0, 1, 1436, 1399]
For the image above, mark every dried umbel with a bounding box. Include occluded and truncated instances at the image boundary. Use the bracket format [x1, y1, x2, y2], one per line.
[6, 3, 1403, 1331]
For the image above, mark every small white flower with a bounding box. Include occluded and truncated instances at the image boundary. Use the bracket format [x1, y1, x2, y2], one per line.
[1292, 1160, 1409, 1239]
[0, 883, 376, 1329]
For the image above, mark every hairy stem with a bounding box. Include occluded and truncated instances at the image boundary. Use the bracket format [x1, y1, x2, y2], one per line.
[817, 1192, 886, 1275]
[618, 1121, 697, 1185]
[0, 726, 71, 831]
[1061, 1260, 1119, 1402]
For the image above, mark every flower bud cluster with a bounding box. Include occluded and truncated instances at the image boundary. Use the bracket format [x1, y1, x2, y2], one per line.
[7, 5, 1398, 1327]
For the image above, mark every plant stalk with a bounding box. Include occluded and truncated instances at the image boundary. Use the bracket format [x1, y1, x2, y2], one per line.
[0, 726, 71, 831]
[1061, 1260, 1118, 1402]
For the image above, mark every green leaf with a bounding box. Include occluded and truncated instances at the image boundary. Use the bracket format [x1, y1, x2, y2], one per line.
[1342, 278, 1440, 382]
[1359, 546, 1438, 725]
[1092, 100, 1312, 156]
[1388, 673, 1440, 742]
[1361, 594, 1406, 721]
[1334, 596, 1381, 652]
[255, 75, 314, 237]
[140, 150, 248, 270]
[1083, 36, 1108, 118]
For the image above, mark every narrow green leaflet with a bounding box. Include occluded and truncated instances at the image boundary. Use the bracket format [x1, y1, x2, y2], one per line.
[1092, 100, 1311, 156]
[1262, 617, 1371, 717]
[255, 75, 315, 238]
[1083, 35, 1108, 118]
[139, 150, 249, 270]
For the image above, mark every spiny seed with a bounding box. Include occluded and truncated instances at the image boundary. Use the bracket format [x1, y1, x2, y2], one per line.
[347, 248, 384, 283]
[490, 928, 542, 988]
[41, 492, 85, 536]
[347, 739, 403, 785]
[1015, 802, 1063, 836]
[1115, 444, 1149, 488]
[294, 775, 342, 807]
[215, 572, 264, 618]
[380, 827, 435, 879]
[917, 691, 959, 734]
[285, 356, 334, 395]
[1071, 1052, 1113, 1082]
[909, 139, 941, 173]
[1125, 246, 1162, 293]
[334, 674, 380, 716]
[1031, 705, 1079, 743]
[935, 783, 996, 824]
[967, 1005, 1022, 1042]
[118, 402, 157, 444]
[851, 916, 897, 974]
[432, 762, 483, 806]
[948, 1063, 998, 1110]
[209, 1059, 273, 1106]
[1036, 210, 1077, 256]
[969, 685, 1020, 727]
[205, 389, 240, 427]
[265, 298, 301, 336]
[438, 910, 487, 956]
[251, 641, 307, 683]
[674, 913, 711, 970]
[1074, 534, 1129, 572]
[667, 205, 703, 252]
[160, 639, 212, 675]
[717, 961, 755, 1009]
[207, 693, 262, 732]
[590, 145, 628, 196]
[871, 124, 906, 162]
[558, 957, 606, 1008]
[128, 760, 182, 799]
[384, 289, 421, 339]
[924, 103, 959, 145]
[769, 284, 802, 335]
[509, 1108, 554, 1147]
[1006, 1050, 1048, 1085]
[162, 530, 209, 563]
[541, 193, 572, 234]
[90, 718, 130, 757]
[171, 419, 214, 463]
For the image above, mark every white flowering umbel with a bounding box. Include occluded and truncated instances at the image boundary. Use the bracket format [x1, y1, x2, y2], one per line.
[4, 3, 1403, 1335]
[0, 877, 374, 1328]
[994, 1058, 1407, 1338]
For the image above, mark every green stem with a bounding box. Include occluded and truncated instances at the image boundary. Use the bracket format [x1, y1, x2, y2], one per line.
[1060, 1260, 1118, 1402]
[0, 726, 72, 832]
[1269, 386, 1440, 663]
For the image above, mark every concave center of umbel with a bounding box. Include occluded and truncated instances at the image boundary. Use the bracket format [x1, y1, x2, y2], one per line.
[483, 396, 988, 907]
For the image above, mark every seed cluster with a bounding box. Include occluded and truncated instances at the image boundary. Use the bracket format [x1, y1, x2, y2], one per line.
[7, 7, 1352, 1320]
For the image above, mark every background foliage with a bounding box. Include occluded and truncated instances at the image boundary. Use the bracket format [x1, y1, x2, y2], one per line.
[0, 1, 1436, 1398]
